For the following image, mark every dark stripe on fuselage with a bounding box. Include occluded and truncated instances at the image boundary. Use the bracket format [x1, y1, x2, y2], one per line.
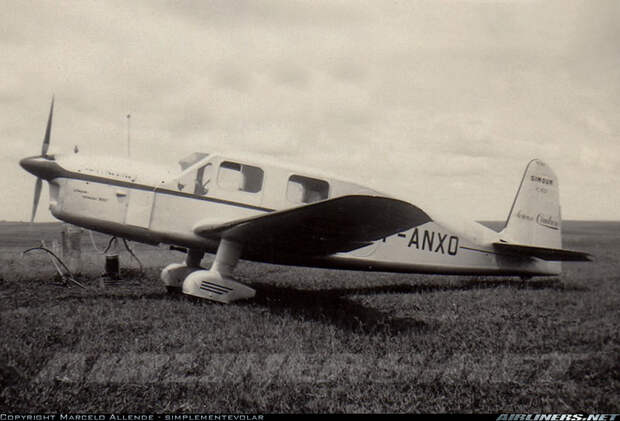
[52, 163, 275, 213]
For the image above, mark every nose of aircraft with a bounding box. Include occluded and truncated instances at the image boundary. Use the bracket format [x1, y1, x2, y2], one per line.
[19, 155, 58, 180]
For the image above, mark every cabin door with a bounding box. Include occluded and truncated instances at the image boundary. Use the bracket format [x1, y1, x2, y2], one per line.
[124, 188, 155, 228]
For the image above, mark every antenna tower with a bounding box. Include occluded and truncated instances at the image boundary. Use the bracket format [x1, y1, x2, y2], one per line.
[126, 113, 131, 157]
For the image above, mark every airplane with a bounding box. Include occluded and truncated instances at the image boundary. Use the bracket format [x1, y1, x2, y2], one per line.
[19, 99, 592, 303]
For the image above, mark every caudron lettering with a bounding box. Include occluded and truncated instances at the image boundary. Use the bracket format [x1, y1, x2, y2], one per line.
[536, 213, 560, 230]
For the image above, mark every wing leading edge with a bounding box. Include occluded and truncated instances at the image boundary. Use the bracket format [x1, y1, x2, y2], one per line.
[194, 195, 432, 256]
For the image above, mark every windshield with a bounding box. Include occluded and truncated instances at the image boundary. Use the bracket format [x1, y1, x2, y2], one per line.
[178, 152, 209, 170]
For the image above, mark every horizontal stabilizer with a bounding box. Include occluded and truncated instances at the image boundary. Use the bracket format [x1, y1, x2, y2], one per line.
[194, 195, 432, 256]
[493, 242, 592, 261]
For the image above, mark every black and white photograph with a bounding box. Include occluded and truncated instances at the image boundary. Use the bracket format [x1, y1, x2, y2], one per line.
[1, 0, 618, 415]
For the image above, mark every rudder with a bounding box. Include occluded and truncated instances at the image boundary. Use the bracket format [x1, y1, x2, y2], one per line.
[500, 159, 562, 249]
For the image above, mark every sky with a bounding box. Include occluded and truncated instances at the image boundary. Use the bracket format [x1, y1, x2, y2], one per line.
[1, 0, 619, 222]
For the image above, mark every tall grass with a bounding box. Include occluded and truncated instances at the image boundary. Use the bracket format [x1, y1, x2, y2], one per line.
[0, 221, 618, 412]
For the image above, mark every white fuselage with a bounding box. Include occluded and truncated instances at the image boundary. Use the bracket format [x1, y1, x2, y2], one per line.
[40, 152, 560, 277]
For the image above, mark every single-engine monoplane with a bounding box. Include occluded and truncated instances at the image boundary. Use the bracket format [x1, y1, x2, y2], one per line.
[20, 99, 591, 303]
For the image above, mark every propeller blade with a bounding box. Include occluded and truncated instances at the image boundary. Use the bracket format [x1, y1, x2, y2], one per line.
[31, 177, 42, 223]
[41, 96, 54, 156]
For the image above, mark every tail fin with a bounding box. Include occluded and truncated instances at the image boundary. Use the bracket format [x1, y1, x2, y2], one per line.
[496, 159, 591, 262]
[500, 159, 562, 249]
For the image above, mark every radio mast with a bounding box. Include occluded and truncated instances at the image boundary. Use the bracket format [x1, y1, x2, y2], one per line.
[126, 113, 131, 158]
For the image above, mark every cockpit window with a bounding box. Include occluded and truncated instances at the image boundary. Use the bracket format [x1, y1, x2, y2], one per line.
[194, 163, 212, 195]
[176, 163, 212, 195]
[218, 161, 264, 193]
[286, 175, 329, 203]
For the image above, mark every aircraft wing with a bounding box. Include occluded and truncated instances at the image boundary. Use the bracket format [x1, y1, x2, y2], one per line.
[492, 242, 592, 261]
[194, 195, 431, 256]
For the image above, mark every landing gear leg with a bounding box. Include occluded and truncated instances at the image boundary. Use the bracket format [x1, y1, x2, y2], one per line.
[182, 239, 255, 303]
[161, 248, 205, 293]
[186, 248, 205, 268]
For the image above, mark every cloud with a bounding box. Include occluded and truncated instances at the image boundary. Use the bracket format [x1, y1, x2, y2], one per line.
[1, 0, 619, 221]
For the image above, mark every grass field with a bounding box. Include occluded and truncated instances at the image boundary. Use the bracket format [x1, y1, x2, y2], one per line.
[0, 221, 618, 413]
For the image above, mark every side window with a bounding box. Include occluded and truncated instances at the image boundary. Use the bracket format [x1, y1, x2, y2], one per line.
[286, 175, 329, 204]
[217, 161, 264, 193]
